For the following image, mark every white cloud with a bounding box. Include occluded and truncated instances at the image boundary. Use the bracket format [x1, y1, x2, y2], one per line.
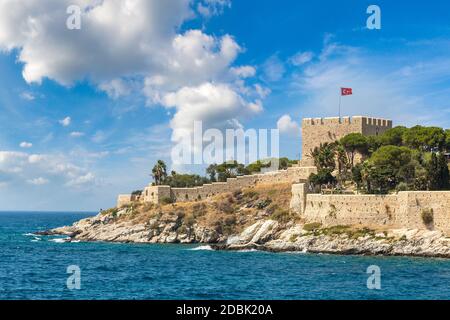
[197, 0, 231, 18]
[99, 78, 132, 99]
[162, 82, 261, 141]
[19, 141, 33, 148]
[277, 114, 300, 136]
[27, 177, 49, 185]
[230, 66, 256, 78]
[290, 51, 313, 66]
[70, 131, 85, 138]
[0, 0, 268, 171]
[0, 0, 193, 86]
[289, 40, 450, 128]
[254, 84, 271, 99]
[59, 116, 71, 127]
[262, 54, 285, 82]
[20, 91, 35, 101]
[65, 172, 95, 187]
[0, 151, 96, 188]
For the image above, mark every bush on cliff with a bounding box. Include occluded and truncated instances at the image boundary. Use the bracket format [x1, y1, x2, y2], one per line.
[421, 208, 434, 226]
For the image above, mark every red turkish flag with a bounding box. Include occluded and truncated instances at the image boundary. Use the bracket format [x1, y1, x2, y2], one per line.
[341, 87, 353, 96]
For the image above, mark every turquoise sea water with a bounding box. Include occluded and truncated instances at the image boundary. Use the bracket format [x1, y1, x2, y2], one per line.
[0, 211, 449, 300]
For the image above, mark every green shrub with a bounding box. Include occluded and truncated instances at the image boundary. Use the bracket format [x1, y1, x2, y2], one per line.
[321, 225, 350, 236]
[396, 182, 409, 192]
[303, 222, 322, 232]
[270, 209, 291, 223]
[421, 208, 434, 225]
[256, 198, 272, 209]
[161, 197, 174, 205]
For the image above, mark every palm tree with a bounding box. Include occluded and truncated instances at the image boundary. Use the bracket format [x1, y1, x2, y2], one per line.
[311, 142, 336, 171]
[152, 160, 167, 185]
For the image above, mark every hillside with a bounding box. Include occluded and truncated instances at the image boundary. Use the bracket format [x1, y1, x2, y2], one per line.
[39, 183, 450, 258]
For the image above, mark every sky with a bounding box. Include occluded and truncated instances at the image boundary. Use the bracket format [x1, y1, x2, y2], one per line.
[1, 0, 450, 211]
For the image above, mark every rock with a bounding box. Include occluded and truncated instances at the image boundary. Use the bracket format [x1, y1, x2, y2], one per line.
[40, 209, 450, 259]
[250, 220, 279, 244]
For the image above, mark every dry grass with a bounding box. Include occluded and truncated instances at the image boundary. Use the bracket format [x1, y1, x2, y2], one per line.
[112, 182, 295, 234]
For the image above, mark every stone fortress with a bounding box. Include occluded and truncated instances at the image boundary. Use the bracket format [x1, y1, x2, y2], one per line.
[300, 116, 392, 165]
[117, 115, 450, 235]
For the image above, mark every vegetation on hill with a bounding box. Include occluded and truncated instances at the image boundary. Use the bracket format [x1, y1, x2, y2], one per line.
[309, 125, 450, 194]
[117, 183, 295, 236]
[150, 158, 297, 188]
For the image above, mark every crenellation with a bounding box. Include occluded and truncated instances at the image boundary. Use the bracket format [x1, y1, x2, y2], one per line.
[301, 115, 392, 165]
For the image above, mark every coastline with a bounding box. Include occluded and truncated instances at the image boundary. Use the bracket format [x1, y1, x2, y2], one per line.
[40, 211, 450, 259]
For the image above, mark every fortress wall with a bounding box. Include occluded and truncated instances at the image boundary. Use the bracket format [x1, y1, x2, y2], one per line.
[301, 116, 392, 165]
[117, 194, 133, 208]
[136, 166, 317, 205]
[397, 192, 450, 234]
[143, 185, 171, 204]
[302, 193, 399, 227]
[291, 184, 450, 234]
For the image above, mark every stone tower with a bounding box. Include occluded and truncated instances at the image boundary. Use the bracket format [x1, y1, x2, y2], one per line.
[300, 116, 393, 166]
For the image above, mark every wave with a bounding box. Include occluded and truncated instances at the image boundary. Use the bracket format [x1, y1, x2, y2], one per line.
[237, 249, 258, 252]
[23, 233, 37, 237]
[49, 238, 70, 243]
[188, 245, 214, 251]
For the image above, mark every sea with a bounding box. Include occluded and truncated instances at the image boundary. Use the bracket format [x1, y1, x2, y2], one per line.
[0, 211, 449, 300]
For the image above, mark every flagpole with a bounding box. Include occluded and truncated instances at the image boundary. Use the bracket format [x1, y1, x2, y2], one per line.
[338, 91, 342, 119]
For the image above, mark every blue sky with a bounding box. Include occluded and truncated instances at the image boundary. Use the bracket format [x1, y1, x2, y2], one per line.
[1, 0, 450, 211]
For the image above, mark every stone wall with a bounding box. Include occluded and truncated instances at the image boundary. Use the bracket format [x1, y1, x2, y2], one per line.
[290, 183, 450, 235]
[396, 192, 450, 233]
[117, 194, 141, 208]
[118, 166, 317, 206]
[301, 116, 392, 165]
[168, 166, 316, 203]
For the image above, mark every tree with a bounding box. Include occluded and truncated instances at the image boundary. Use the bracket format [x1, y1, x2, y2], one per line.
[216, 161, 239, 182]
[335, 143, 349, 177]
[361, 146, 413, 193]
[403, 126, 446, 152]
[352, 164, 363, 190]
[206, 164, 218, 182]
[340, 133, 368, 168]
[378, 126, 408, 147]
[164, 173, 209, 188]
[308, 169, 337, 190]
[370, 145, 412, 169]
[311, 142, 337, 171]
[427, 153, 450, 190]
[445, 129, 450, 151]
[151, 160, 167, 185]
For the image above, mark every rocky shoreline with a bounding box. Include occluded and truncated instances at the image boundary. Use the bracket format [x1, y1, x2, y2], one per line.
[38, 207, 450, 259]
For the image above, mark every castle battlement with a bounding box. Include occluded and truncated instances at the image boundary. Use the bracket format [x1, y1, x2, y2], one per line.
[300, 115, 393, 165]
[302, 116, 392, 127]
